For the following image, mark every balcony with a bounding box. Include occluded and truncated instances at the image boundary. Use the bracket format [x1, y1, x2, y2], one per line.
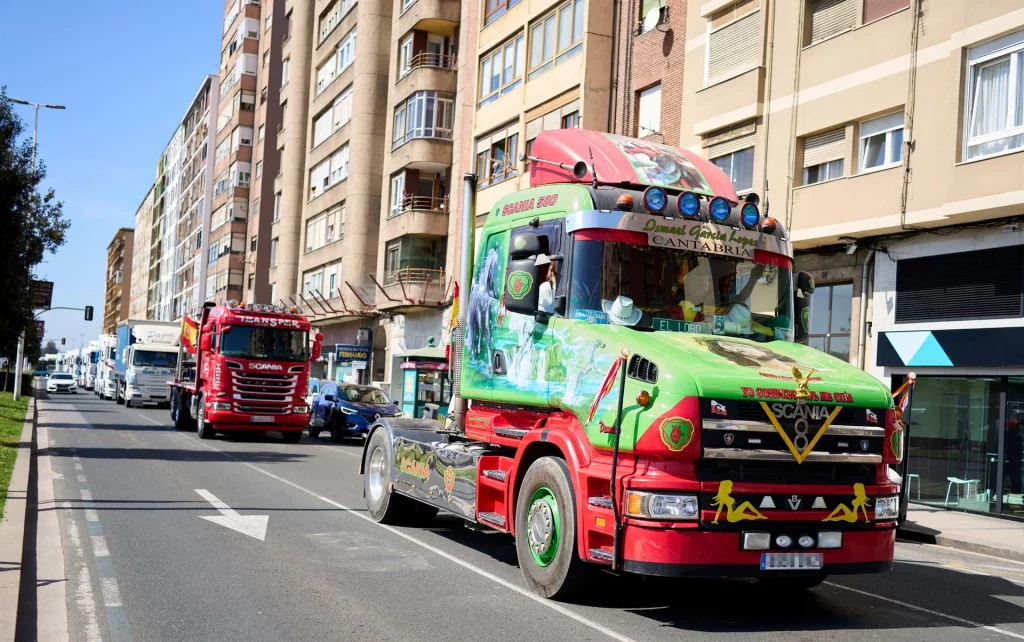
[396, 0, 460, 38]
[384, 196, 449, 242]
[396, 53, 457, 97]
[377, 268, 450, 311]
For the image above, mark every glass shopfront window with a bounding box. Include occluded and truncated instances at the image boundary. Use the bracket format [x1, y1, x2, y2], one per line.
[902, 375, 1024, 518]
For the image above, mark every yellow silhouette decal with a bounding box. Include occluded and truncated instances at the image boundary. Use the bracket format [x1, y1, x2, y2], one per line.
[823, 483, 871, 523]
[712, 480, 767, 524]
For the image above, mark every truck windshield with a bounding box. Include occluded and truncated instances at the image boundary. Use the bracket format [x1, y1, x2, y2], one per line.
[131, 350, 178, 368]
[569, 233, 794, 343]
[220, 326, 309, 362]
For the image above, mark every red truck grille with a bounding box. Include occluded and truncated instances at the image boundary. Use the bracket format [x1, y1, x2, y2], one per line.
[230, 371, 298, 414]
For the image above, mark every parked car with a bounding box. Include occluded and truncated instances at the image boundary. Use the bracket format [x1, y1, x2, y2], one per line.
[309, 383, 400, 442]
[47, 372, 78, 394]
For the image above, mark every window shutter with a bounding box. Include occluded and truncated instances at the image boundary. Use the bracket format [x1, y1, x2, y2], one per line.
[896, 246, 1024, 322]
[863, 0, 908, 23]
[707, 11, 760, 84]
[709, 132, 755, 158]
[526, 117, 543, 140]
[542, 111, 561, 131]
[560, 100, 580, 117]
[860, 112, 904, 139]
[810, 0, 856, 43]
[476, 137, 490, 155]
[803, 129, 845, 167]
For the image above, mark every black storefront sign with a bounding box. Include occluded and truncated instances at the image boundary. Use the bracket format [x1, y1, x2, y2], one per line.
[877, 328, 1024, 368]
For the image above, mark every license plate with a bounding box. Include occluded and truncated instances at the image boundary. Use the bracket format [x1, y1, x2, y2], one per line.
[760, 552, 822, 571]
[251, 416, 275, 423]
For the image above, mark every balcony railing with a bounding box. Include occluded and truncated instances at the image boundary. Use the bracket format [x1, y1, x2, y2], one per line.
[387, 196, 449, 219]
[379, 268, 449, 307]
[405, 52, 456, 74]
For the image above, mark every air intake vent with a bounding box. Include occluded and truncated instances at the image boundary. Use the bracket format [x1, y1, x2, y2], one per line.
[627, 354, 658, 384]
[451, 325, 463, 398]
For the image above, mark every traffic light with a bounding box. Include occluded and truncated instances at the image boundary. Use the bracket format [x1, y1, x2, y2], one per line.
[84, 305, 94, 321]
[61, 338, 66, 345]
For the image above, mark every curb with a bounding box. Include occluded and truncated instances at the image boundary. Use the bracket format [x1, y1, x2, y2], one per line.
[0, 397, 35, 641]
[898, 524, 1024, 564]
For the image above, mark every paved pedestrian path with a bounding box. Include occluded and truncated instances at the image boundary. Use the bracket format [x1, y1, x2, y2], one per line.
[900, 504, 1024, 562]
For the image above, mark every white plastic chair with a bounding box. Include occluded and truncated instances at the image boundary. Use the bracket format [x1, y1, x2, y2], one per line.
[944, 477, 979, 506]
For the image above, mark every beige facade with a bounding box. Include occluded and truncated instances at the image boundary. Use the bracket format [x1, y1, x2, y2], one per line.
[292, 0, 393, 368]
[103, 228, 134, 334]
[680, 0, 1024, 365]
[128, 185, 156, 320]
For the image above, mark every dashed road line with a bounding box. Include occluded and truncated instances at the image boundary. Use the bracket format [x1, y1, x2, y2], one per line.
[75, 463, 84, 471]
[100, 578, 122, 608]
[81, 489, 93, 501]
[78, 474, 88, 483]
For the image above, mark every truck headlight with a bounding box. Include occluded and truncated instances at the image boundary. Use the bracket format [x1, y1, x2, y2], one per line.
[624, 491, 698, 520]
[212, 402, 231, 410]
[293, 405, 310, 414]
[874, 495, 899, 520]
[340, 406, 357, 415]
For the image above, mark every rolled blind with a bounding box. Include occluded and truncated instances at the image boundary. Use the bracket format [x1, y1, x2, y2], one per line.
[707, 11, 760, 85]
[526, 117, 543, 140]
[863, 0, 908, 23]
[709, 133, 755, 158]
[803, 129, 845, 167]
[810, 0, 856, 44]
[860, 112, 904, 138]
[561, 100, 579, 117]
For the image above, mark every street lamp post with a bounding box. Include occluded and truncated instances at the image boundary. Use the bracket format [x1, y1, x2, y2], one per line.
[9, 99, 66, 401]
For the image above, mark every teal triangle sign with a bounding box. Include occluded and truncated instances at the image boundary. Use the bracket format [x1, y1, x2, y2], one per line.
[886, 331, 930, 366]
[907, 332, 953, 366]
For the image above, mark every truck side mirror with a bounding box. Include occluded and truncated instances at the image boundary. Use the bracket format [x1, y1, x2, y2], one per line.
[794, 271, 815, 345]
[503, 259, 540, 317]
[509, 232, 542, 259]
[199, 333, 212, 352]
[311, 332, 324, 362]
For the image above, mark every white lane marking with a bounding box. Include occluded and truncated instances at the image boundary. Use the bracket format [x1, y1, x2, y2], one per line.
[194, 489, 269, 541]
[101, 578, 122, 607]
[91, 536, 109, 557]
[178, 434, 638, 642]
[75, 463, 83, 471]
[826, 582, 1024, 640]
[80, 489, 93, 501]
[73, 455, 81, 462]
[77, 474, 87, 483]
[67, 513, 102, 641]
[85, 509, 100, 522]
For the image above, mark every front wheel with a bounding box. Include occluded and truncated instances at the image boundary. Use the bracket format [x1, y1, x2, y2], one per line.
[196, 396, 216, 440]
[514, 456, 593, 600]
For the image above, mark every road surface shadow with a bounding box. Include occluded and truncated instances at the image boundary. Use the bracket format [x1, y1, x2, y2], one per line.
[41, 444, 311, 464]
[44, 497, 360, 514]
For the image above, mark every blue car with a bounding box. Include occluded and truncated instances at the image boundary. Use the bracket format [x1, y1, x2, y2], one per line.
[309, 383, 401, 442]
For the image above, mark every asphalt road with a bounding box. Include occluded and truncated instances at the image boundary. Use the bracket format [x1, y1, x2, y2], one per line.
[38, 390, 1024, 642]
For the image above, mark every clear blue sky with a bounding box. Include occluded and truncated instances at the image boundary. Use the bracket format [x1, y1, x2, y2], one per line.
[0, 0, 221, 351]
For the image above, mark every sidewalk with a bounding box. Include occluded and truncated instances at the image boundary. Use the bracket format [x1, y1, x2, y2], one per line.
[899, 503, 1024, 563]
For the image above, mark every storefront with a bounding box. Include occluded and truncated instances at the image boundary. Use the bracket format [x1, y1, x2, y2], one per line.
[395, 344, 451, 420]
[333, 344, 371, 385]
[870, 228, 1024, 519]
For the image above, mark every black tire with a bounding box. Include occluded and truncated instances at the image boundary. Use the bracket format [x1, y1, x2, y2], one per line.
[363, 428, 418, 524]
[329, 416, 346, 443]
[308, 420, 321, 439]
[514, 456, 593, 600]
[115, 388, 125, 405]
[282, 431, 302, 443]
[196, 395, 216, 440]
[756, 576, 827, 591]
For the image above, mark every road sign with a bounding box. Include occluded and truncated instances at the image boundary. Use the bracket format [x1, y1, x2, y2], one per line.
[31, 280, 53, 310]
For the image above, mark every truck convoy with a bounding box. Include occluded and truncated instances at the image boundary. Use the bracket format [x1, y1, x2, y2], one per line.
[168, 302, 323, 442]
[95, 334, 117, 400]
[112, 320, 180, 407]
[360, 130, 902, 599]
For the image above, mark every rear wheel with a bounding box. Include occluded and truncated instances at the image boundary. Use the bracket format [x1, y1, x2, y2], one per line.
[364, 429, 418, 524]
[515, 456, 593, 600]
[196, 396, 216, 440]
[329, 415, 346, 443]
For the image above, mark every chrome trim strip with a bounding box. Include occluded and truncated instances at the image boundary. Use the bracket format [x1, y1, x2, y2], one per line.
[703, 420, 884, 437]
[703, 448, 882, 464]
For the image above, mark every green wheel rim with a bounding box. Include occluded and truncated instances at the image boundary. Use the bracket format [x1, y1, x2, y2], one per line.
[526, 486, 561, 567]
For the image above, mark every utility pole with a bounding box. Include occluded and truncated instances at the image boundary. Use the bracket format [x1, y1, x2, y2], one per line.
[9, 98, 66, 401]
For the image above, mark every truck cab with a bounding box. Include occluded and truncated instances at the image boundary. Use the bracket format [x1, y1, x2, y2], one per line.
[361, 130, 901, 599]
[96, 335, 117, 400]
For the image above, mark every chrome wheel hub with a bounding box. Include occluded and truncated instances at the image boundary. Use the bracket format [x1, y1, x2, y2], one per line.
[527, 499, 554, 557]
[367, 446, 387, 503]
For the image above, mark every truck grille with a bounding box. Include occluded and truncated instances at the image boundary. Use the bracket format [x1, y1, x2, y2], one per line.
[231, 372, 297, 403]
[697, 460, 876, 485]
[235, 404, 291, 415]
[627, 354, 658, 384]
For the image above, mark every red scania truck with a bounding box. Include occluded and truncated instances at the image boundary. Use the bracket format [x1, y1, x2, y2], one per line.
[169, 302, 323, 441]
[360, 129, 906, 600]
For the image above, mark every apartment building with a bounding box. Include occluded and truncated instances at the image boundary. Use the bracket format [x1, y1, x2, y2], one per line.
[287, 0, 392, 382]
[157, 127, 184, 321]
[103, 228, 134, 334]
[372, 0, 459, 392]
[209, 0, 262, 306]
[244, 0, 287, 305]
[128, 185, 156, 319]
[172, 76, 220, 320]
[680, 0, 1024, 516]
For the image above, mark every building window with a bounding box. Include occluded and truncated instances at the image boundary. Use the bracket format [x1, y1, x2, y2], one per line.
[808, 283, 852, 361]
[316, 28, 355, 96]
[859, 111, 904, 171]
[312, 85, 352, 148]
[258, 124, 265, 141]
[308, 145, 349, 199]
[808, 0, 856, 45]
[525, 100, 580, 159]
[250, 235, 258, 252]
[399, 35, 414, 77]
[389, 173, 406, 218]
[639, 0, 666, 32]
[273, 192, 281, 221]
[281, 58, 290, 87]
[479, 33, 526, 106]
[528, 0, 584, 81]
[339, 27, 357, 71]
[248, 273, 254, 290]
[712, 147, 754, 193]
[392, 91, 455, 149]
[964, 29, 1024, 161]
[706, 2, 760, 86]
[263, 50, 270, 68]
[253, 198, 260, 216]
[485, 0, 522, 26]
[863, 0, 908, 23]
[476, 125, 519, 188]
[383, 237, 446, 284]
[269, 237, 278, 267]
[802, 128, 845, 185]
[637, 84, 662, 137]
[319, 0, 353, 43]
[304, 204, 344, 252]
[561, 111, 579, 128]
[255, 161, 263, 178]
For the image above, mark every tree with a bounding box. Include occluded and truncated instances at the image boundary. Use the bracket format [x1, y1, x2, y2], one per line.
[0, 87, 69, 365]
[43, 340, 58, 355]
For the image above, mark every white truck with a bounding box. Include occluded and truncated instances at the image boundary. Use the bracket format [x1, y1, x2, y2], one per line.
[82, 341, 101, 390]
[96, 334, 118, 400]
[116, 320, 179, 407]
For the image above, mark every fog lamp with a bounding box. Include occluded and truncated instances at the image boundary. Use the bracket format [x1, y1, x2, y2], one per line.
[709, 196, 732, 222]
[798, 535, 816, 548]
[742, 532, 771, 550]
[293, 405, 310, 414]
[818, 532, 843, 549]
[775, 534, 793, 548]
[212, 402, 231, 410]
[677, 191, 701, 218]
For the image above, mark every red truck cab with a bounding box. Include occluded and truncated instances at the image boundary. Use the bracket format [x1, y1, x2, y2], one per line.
[169, 302, 323, 441]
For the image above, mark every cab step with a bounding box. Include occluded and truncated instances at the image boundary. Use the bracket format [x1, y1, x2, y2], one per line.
[588, 496, 614, 509]
[482, 469, 507, 482]
[589, 548, 614, 563]
[478, 511, 506, 528]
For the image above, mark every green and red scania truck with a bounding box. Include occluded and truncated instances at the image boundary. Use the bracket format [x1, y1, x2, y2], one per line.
[361, 129, 905, 599]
